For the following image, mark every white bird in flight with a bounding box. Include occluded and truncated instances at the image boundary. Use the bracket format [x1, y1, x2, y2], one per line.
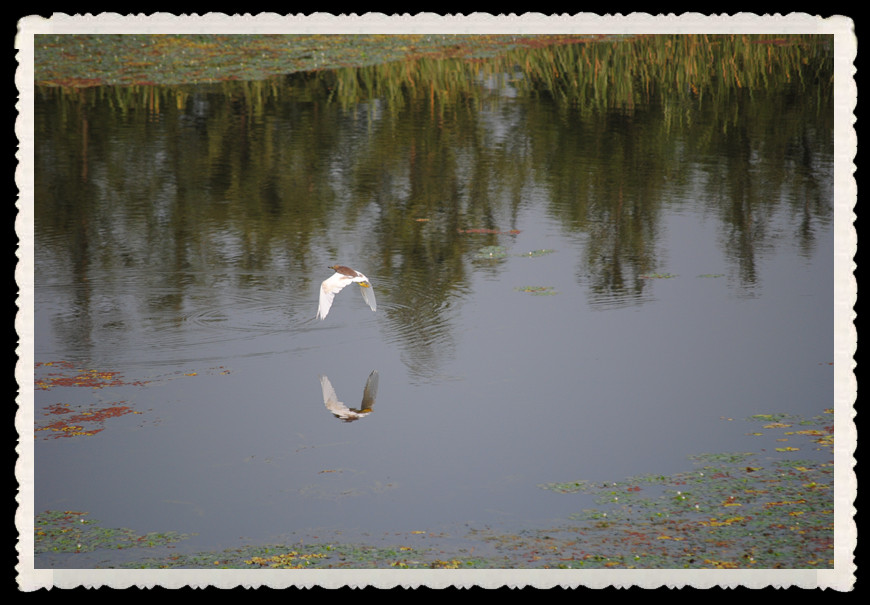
[316, 264, 377, 320]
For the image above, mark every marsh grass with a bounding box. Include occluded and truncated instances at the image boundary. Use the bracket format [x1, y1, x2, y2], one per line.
[37, 34, 832, 120]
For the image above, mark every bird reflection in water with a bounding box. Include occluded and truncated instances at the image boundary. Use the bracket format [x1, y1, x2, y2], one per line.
[319, 370, 379, 423]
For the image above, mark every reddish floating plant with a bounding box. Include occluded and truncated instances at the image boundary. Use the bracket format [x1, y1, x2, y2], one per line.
[36, 402, 137, 439]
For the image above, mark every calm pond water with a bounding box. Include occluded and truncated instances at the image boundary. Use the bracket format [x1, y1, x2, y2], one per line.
[31, 41, 835, 565]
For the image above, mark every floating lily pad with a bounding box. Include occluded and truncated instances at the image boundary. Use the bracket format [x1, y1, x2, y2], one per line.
[473, 245, 508, 260]
[640, 272, 678, 279]
[521, 249, 556, 257]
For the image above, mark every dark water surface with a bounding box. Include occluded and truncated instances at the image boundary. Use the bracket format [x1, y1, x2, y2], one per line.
[31, 41, 834, 563]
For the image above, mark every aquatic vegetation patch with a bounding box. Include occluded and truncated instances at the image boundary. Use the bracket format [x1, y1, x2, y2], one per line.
[34, 362, 232, 438]
[35, 402, 140, 439]
[640, 272, 678, 279]
[35, 511, 192, 554]
[515, 286, 558, 296]
[35, 361, 150, 391]
[535, 410, 834, 568]
[521, 249, 556, 257]
[244, 550, 329, 569]
[473, 245, 508, 260]
[458, 228, 522, 235]
[39, 409, 835, 570]
[473, 246, 556, 262]
[697, 273, 725, 278]
[120, 540, 489, 570]
[747, 411, 830, 426]
[35, 361, 231, 392]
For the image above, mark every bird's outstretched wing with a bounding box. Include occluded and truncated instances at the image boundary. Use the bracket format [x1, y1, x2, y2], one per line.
[358, 282, 377, 312]
[320, 375, 351, 417]
[317, 273, 352, 320]
[359, 370, 379, 412]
